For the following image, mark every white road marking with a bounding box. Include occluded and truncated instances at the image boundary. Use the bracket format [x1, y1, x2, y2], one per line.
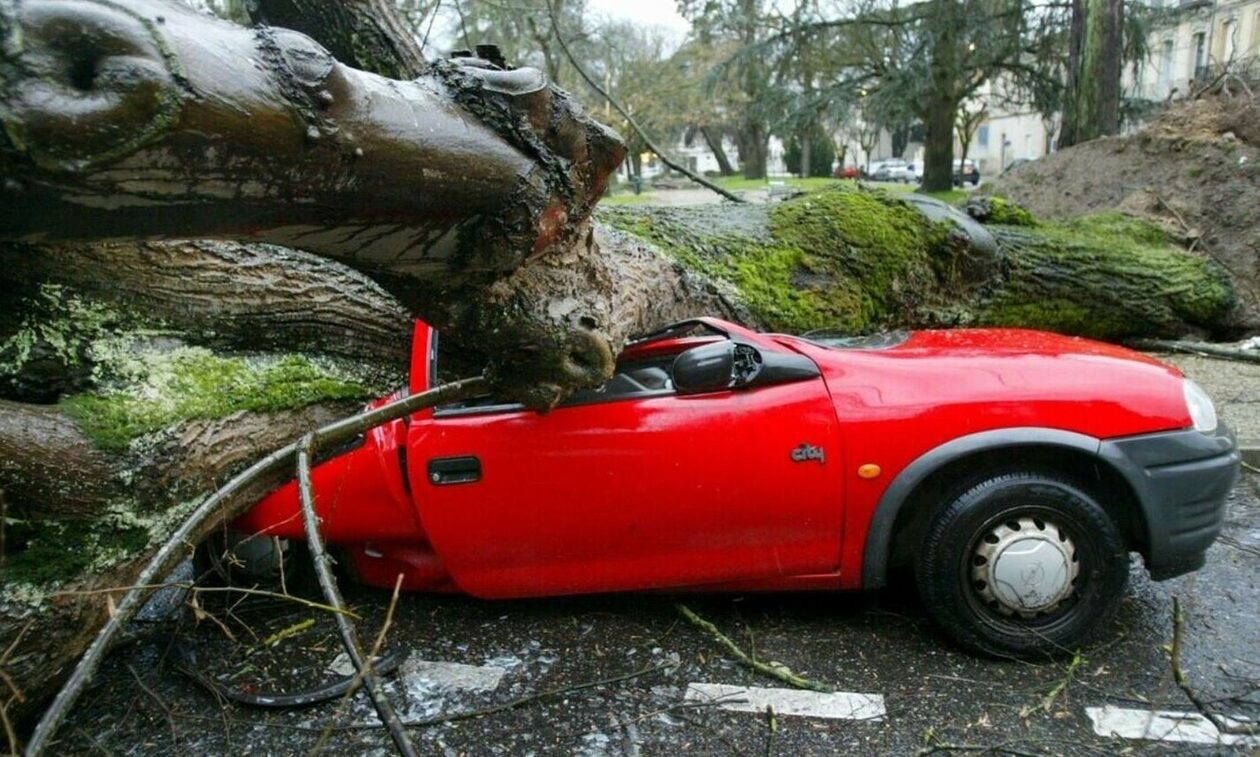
[1087, 705, 1259, 746]
[684, 683, 885, 722]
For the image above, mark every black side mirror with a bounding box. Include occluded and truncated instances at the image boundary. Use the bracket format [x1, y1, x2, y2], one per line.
[672, 342, 740, 395]
[672, 340, 821, 395]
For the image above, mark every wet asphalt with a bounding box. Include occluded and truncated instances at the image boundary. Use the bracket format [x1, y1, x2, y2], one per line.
[57, 469, 1260, 756]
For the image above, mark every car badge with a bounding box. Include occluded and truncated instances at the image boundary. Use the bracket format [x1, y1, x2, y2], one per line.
[790, 443, 825, 464]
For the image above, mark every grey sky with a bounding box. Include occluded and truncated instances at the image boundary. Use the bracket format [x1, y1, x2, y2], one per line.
[586, 0, 691, 35]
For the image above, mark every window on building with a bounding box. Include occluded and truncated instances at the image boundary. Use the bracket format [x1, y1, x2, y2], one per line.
[1192, 31, 1207, 78]
[1221, 19, 1238, 62]
[977, 124, 989, 148]
[1252, 11, 1260, 54]
[1159, 40, 1174, 91]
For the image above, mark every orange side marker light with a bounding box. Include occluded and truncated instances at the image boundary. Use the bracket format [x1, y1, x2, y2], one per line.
[857, 464, 882, 479]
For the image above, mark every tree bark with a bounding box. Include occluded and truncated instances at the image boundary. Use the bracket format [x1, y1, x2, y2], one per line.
[736, 122, 769, 180]
[247, 0, 429, 79]
[0, 0, 627, 401]
[700, 126, 736, 176]
[1059, 0, 1124, 147]
[922, 95, 957, 192]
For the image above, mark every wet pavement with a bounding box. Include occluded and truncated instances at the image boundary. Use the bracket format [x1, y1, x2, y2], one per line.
[58, 466, 1260, 756]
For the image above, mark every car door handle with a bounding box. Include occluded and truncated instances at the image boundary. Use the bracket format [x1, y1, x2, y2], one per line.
[428, 456, 481, 485]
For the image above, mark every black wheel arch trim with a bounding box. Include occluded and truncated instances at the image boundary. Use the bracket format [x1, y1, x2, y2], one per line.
[860, 427, 1102, 589]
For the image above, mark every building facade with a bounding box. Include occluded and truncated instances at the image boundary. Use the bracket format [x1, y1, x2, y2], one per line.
[1130, 0, 1260, 101]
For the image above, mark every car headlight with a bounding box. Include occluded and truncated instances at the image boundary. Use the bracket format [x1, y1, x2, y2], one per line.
[1183, 379, 1218, 433]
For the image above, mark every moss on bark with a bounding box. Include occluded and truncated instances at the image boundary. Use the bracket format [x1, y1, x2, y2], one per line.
[602, 186, 1236, 340]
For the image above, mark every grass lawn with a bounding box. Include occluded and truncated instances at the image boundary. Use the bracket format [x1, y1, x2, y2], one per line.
[600, 178, 972, 207]
[601, 191, 660, 205]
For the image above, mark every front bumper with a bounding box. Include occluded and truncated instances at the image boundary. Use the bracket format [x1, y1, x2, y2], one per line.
[1099, 424, 1240, 580]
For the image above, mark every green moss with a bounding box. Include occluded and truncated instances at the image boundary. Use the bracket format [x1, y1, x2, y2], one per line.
[982, 196, 1038, 227]
[0, 517, 148, 587]
[1, 498, 202, 600]
[0, 283, 122, 397]
[602, 190, 1235, 341]
[601, 187, 944, 333]
[61, 350, 372, 452]
[980, 213, 1235, 338]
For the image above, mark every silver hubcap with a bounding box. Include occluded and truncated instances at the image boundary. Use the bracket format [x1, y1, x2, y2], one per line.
[970, 516, 1079, 617]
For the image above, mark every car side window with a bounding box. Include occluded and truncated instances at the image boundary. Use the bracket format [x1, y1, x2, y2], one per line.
[434, 353, 679, 417]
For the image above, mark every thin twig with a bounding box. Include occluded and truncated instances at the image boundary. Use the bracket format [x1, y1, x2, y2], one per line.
[24, 376, 486, 756]
[1170, 596, 1259, 736]
[54, 583, 356, 618]
[545, 1, 746, 204]
[298, 434, 417, 756]
[675, 604, 830, 692]
[312, 574, 406, 753]
[127, 665, 178, 746]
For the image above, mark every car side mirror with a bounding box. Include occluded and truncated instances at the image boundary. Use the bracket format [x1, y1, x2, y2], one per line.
[672, 340, 821, 395]
[672, 342, 742, 395]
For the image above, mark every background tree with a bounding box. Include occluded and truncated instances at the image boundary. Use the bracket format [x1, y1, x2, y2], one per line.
[1059, 0, 1125, 147]
[679, 0, 777, 179]
[957, 103, 987, 170]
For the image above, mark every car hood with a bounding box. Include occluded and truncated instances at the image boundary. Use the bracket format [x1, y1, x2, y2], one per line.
[774, 328, 1192, 439]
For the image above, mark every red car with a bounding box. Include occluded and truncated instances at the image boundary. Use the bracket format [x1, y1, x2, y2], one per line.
[234, 318, 1238, 656]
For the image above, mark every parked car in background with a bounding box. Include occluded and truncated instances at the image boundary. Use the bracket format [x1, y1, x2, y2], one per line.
[953, 158, 980, 186]
[907, 162, 924, 184]
[870, 159, 912, 183]
[833, 164, 860, 179]
[232, 317, 1238, 658]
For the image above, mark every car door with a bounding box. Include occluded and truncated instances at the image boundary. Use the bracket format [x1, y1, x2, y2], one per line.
[408, 346, 845, 599]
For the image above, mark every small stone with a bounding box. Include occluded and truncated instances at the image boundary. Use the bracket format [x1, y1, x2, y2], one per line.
[316, 89, 334, 107]
[305, 125, 321, 143]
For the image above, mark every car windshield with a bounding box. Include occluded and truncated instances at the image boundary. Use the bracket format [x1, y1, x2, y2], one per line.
[797, 330, 909, 350]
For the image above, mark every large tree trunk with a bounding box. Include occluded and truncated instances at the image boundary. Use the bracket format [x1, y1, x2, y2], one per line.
[736, 122, 769, 180]
[0, 0, 626, 403]
[1059, 0, 1124, 147]
[922, 96, 957, 192]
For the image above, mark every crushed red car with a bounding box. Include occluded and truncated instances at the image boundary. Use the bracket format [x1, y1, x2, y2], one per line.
[233, 318, 1238, 657]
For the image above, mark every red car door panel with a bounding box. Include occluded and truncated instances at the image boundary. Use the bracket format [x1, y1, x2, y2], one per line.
[408, 379, 844, 598]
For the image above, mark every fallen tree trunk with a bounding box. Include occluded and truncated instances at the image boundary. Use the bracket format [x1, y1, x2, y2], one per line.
[600, 193, 1236, 340]
[0, 0, 627, 400]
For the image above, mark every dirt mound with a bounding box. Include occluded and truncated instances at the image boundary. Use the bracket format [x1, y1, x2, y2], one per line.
[987, 94, 1260, 332]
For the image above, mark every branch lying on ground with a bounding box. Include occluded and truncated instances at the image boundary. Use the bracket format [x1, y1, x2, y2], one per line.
[298, 435, 416, 756]
[1169, 596, 1260, 736]
[23, 376, 487, 756]
[312, 575, 407, 754]
[675, 604, 830, 693]
[545, 2, 746, 204]
[1130, 339, 1260, 365]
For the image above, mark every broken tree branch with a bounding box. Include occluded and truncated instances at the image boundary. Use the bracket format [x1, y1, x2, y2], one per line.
[545, 1, 746, 204]
[1169, 596, 1260, 737]
[675, 604, 831, 693]
[1130, 339, 1260, 365]
[298, 435, 416, 756]
[23, 375, 486, 756]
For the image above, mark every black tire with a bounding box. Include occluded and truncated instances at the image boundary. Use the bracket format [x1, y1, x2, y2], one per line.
[915, 471, 1128, 658]
[194, 531, 317, 595]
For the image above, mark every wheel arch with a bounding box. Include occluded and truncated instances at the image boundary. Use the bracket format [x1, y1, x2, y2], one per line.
[861, 428, 1147, 589]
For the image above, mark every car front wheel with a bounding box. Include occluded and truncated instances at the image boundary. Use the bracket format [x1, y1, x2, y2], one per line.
[915, 471, 1129, 657]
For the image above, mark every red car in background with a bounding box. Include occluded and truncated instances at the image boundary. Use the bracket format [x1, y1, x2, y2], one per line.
[233, 318, 1238, 657]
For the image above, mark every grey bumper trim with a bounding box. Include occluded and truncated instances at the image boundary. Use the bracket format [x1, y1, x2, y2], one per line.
[1099, 424, 1239, 580]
